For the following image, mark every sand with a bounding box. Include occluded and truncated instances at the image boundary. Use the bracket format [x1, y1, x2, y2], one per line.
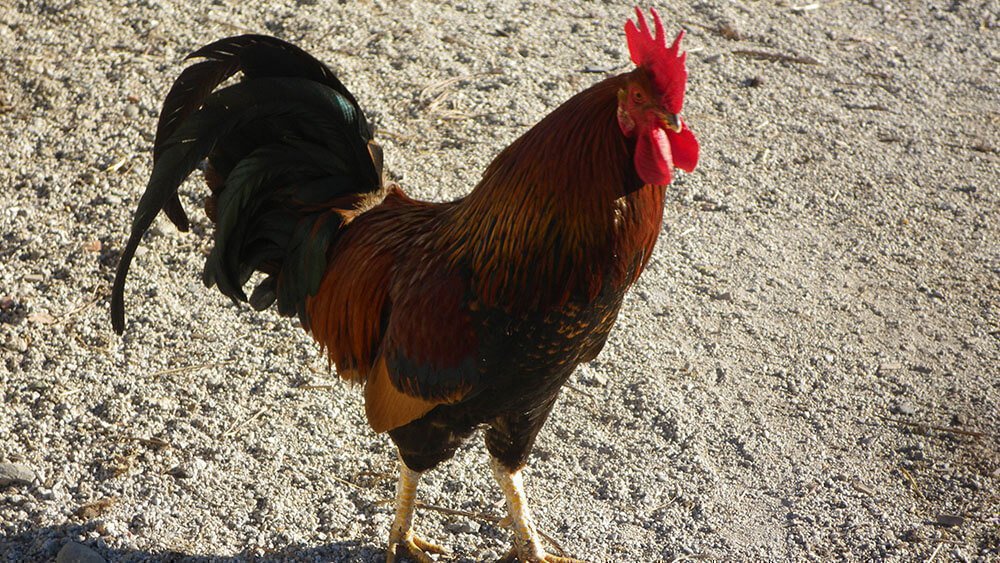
[1, 1, 997, 561]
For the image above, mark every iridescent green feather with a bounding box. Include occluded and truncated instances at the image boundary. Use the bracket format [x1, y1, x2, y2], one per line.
[112, 36, 381, 333]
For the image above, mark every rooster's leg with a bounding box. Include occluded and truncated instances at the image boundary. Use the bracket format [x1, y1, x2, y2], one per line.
[490, 457, 583, 563]
[385, 458, 449, 563]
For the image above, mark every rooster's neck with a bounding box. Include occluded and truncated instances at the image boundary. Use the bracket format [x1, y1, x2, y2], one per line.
[443, 73, 665, 310]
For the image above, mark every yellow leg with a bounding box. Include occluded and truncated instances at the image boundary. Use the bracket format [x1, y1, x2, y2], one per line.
[385, 458, 450, 563]
[490, 458, 585, 563]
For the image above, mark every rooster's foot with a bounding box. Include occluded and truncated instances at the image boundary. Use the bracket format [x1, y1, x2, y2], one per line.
[386, 530, 450, 563]
[386, 458, 451, 562]
[490, 458, 584, 563]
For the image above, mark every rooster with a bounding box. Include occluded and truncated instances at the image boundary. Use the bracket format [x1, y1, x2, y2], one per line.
[111, 7, 698, 562]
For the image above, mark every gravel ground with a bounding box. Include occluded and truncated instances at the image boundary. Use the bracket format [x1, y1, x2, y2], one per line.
[1, 1, 998, 561]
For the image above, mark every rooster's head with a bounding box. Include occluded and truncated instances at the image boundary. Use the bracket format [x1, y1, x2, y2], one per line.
[617, 7, 699, 186]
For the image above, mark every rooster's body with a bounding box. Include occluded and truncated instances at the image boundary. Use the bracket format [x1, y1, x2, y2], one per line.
[112, 10, 697, 562]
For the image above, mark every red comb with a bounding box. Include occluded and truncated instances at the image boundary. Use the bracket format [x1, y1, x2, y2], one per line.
[625, 7, 688, 115]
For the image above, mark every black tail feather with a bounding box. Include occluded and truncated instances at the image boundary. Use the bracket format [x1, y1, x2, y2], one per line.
[111, 35, 382, 334]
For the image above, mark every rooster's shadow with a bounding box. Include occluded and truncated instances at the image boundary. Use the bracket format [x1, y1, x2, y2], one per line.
[1, 523, 489, 562]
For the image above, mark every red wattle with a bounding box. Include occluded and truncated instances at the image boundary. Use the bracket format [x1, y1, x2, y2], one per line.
[635, 127, 673, 186]
[667, 121, 699, 172]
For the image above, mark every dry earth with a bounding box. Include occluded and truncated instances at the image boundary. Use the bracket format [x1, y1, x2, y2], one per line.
[1, 0, 998, 561]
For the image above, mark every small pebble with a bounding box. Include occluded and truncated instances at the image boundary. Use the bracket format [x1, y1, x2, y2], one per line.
[164, 465, 192, 479]
[711, 290, 733, 302]
[446, 519, 480, 534]
[2, 334, 28, 354]
[43, 538, 62, 557]
[718, 22, 741, 40]
[901, 526, 923, 543]
[0, 462, 36, 487]
[877, 362, 903, 375]
[893, 401, 916, 416]
[581, 370, 608, 386]
[936, 514, 964, 527]
[56, 541, 107, 563]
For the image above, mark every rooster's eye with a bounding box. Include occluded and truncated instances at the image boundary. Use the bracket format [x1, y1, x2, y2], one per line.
[632, 90, 645, 104]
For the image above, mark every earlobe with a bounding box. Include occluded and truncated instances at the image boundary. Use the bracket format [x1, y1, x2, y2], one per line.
[617, 107, 635, 136]
[616, 89, 635, 136]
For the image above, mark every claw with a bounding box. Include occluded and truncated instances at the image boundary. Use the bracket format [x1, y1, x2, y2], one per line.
[386, 530, 450, 563]
[412, 534, 449, 554]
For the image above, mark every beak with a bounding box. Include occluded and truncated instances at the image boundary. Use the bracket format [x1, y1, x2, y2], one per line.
[647, 106, 682, 133]
[660, 111, 682, 133]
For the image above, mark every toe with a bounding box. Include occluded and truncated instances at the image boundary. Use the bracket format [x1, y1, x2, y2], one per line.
[411, 534, 450, 556]
[387, 533, 451, 563]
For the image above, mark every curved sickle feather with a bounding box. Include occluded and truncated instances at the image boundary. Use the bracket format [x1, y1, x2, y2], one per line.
[112, 34, 376, 334]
